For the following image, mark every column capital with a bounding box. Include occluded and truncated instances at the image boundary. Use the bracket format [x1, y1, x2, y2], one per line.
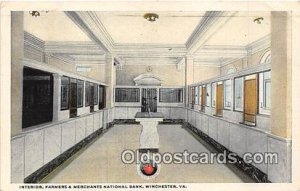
[185, 54, 194, 60]
[105, 53, 114, 60]
[52, 73, 63, 78]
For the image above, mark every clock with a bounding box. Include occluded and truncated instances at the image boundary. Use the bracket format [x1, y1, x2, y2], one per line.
[146, 66, 153, 72]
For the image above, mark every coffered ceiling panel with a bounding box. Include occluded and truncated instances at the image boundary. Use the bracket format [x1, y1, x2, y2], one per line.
[205, 12, 270, 46]
[24, 11, 91, 41]
[95, 12, 205, 44]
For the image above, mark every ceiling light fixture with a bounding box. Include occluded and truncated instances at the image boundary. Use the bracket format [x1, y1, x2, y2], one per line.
[29, 11, 49, 17]
[29, 11, 40, 17]
[144, 13, 159, 22]
[253, 17, 264, 24]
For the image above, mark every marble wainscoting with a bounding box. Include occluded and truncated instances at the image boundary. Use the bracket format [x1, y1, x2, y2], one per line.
[157, 106, 186, 120]
[114, 106, 140, 119]
[114, 106, 186, 121]
[267, 135, 292, 182]
[185, 108, 291, 183]
[11, 108, 114, 183]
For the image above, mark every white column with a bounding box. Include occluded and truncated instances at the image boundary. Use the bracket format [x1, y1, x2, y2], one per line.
[105, 54, 116, 108]
[11, 12, 24, 136]
[185, 55, 194, 107]
[270, 11, 292, 138]
[52, 73, 62, 122]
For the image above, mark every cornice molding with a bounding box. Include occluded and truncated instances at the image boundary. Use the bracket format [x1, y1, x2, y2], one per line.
[45, 41, 106, 55]
[50, 53, 74, 65]
[194, 45, 247, 58]
[25, 31, 106, 65]
[24, 31, 45, 51]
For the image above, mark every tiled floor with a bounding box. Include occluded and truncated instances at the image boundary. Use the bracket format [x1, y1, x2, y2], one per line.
[41, 124, 253, 183]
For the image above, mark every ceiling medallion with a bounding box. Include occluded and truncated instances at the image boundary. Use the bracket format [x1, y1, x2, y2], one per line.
[253, 17, 264, 24]
[144, 13, 159, 22]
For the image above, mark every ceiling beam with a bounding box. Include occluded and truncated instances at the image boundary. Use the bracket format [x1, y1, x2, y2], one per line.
[65, 11, 114, 53]
[186, 11, 237, 54]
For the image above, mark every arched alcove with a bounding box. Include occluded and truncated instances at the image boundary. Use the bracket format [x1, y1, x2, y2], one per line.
[133, 73, 162, 86]
[226, 67, 236, 74]
[260, 50, 271, 64]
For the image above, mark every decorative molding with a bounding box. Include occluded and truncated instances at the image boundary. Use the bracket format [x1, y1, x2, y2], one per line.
[25, 31, 106, 66]
[24, 31, 45, 51]
[46, 54, 74, 66]
[195, 45, 247, 58]
[45, 41, 105, 55]
[259, 49, 271, 65]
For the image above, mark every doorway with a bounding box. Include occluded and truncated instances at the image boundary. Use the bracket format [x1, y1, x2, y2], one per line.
[69, 78, 77, 118]
[141, 88, 157, 112]
[244, 76, 258, 125]
[216, 84, 223, 116]
[90, 83, 94, 112]
[201, 86, 206, 111]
